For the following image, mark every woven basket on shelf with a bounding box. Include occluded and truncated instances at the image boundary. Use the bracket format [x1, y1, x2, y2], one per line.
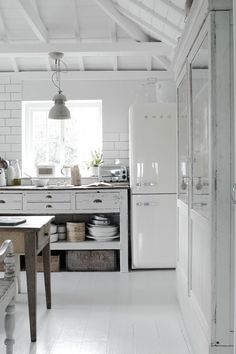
[66, 222, 85, 242]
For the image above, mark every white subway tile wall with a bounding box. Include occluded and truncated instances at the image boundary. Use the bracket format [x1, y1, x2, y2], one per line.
[0, 76, 129, 169]
[0, 76, 22, 162]
[103, 132, 129, 167]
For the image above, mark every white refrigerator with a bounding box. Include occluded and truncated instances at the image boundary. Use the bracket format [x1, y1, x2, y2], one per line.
[129, 103, 177, 269]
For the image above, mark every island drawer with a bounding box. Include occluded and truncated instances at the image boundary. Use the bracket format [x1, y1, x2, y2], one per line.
[25, 192, 71, 203]
[75, 191, 120, 211]
[0, 193, 23, 210]
[25, 202, 71, 211]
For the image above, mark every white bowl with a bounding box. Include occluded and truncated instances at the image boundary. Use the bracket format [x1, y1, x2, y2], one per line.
[50, 224, 57, 234]
[50, 233, 58, 243]
[91, 219, 111, 225]
[31, 178, 49, 187]
[93, 215, 109, 221]
[57, 224, 66, 233]
[58, 232, 66, 240]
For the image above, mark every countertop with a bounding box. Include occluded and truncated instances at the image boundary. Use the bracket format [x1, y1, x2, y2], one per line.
[0, 182, 130, 191]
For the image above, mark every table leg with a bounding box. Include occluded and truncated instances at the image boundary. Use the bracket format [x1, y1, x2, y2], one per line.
[15, 255, 21, 294]
[42, 242, 51, 309]
[24, 232, 37, 342]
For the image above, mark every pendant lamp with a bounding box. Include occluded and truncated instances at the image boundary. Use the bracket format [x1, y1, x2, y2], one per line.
[48, 52, 71, 120]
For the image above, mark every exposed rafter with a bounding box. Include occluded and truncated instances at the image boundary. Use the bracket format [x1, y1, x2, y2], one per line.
[0, 70, 173, 81]
[110, 19, 117, 43]
[0, 12, 8, 42]
[72, 0, 81, 41]
[153, 56, 172, 71]
[15, 0, 49, 42]
[129, 0, 183, 34]
[95, 0, 149, 42]
[158, 0, 185, 17]
[109, 19, 118, 71]
[78, 57, 85, 71]
[146, 56, 152, 71]
[10, 58, 19, 72]
[117, 6, 177, 48]
[0, 42, 172, 57]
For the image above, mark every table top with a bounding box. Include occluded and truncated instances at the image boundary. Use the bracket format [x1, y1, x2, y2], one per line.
[0, 215, 55, 231]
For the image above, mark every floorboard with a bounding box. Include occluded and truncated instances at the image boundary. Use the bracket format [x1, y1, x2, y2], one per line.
[0, 270, 193, 354]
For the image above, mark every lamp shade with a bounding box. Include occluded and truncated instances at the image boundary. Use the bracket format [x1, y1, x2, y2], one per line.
[48, 92, 71, 120]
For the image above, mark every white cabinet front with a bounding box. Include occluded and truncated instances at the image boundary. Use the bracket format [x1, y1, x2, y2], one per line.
[75, 191, 120, 211]
[0, 193, 23, 210]
[131, 194, 176, 268]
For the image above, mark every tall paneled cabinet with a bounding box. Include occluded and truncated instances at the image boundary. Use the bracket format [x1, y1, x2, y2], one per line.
[174, 1, 233, 354]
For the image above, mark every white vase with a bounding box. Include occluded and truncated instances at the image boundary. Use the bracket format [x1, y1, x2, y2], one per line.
[90, 166, 99, 177]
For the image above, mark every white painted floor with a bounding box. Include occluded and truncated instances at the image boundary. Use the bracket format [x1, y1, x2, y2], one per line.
[0, 270, 193, 354]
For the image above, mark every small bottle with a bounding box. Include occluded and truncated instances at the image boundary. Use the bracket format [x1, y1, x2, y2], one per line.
[12, 159, 21, 186]
[7, 161, 15, 186]
[71, 165, 81, 186]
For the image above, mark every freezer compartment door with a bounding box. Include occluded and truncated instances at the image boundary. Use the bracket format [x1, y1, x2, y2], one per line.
[131, 194, 177, 269]
[129, 103, 176, 194]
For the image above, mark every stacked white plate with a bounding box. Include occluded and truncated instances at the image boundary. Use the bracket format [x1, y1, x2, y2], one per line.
[50, 223, 58, 242]
[87, 215, 119, 242]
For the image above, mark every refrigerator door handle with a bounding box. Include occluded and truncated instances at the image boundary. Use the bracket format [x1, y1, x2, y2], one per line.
[143, 182, 157, 186]
[143, 202, 160, 207]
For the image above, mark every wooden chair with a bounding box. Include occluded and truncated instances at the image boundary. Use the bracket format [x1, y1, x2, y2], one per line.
[0, 240, 16, 354]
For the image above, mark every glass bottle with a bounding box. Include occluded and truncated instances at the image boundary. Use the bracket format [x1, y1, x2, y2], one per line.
[7, 160, 15, 186]
[12, 159, 21, 186]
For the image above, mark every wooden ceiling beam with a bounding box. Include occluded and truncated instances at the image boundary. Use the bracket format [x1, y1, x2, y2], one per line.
[95, 0, 149, 42]
[0, 70, 173, 81]
[78, 57, 85, 71]
[158, 0, 185, 17]
[15, 0, 49, 42]
[146, 56, 152, 71]
[152, 55, 172, 71]
[10, 58, 19, 72]
[129, 0, 183, 34]
[72, 0, 81, 41]
[0, 12, 8, 42]
[117, 6, 177, 47]
[0, 42, 172, 57]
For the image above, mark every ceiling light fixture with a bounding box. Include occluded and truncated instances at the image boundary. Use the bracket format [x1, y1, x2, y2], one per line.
[48, 52, 71, 120]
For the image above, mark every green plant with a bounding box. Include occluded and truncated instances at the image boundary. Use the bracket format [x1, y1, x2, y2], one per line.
[89, 150, 104, 167]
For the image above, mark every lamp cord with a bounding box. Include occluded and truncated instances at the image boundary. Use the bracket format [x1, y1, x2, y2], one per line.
[51, 59, 68, 94]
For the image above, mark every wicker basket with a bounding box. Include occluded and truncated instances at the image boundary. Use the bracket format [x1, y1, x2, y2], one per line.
[66, 250, 118, 271]
[66, 222, 85, 242]
[37, 255, 60, 272]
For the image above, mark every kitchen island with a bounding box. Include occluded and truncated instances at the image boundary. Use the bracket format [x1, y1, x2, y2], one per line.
[0, 184, 129, 272]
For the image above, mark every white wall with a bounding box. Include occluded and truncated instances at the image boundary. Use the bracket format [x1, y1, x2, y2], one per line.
[0, 77, 175, 170]
[23, 79, 142, 167]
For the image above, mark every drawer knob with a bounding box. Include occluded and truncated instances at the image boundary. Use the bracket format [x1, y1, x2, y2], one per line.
[46, 195, 52, 199]
[93, 199, 102, 203]
[46, 204, 52, 208]
[0, 200, 6, 204]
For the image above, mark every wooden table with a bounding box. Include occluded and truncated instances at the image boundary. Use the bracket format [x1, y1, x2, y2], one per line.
[0, 215, 54, 342]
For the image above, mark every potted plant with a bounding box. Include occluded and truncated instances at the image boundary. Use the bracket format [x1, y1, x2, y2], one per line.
[89, 150, 103, 176]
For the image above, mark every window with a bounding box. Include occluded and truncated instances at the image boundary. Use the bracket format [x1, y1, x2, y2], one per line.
[22, 100, 102, 177]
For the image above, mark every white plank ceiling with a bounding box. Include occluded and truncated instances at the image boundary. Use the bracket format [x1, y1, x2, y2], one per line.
[0, 0, 186, 78]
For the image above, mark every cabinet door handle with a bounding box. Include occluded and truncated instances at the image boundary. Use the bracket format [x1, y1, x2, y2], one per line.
[46, 195, 52, 199]
[93, 199, 102, 203]
[46, 204, 52, 208]
[232, 184, 236, 204]
[0, 200, 6, 204]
